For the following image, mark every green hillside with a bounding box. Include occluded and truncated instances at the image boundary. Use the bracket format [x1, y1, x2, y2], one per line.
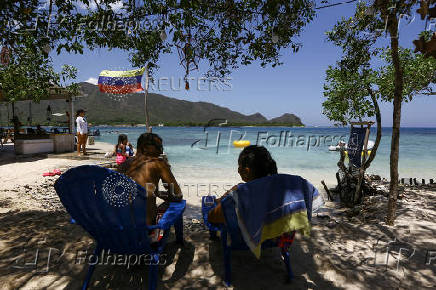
[0, 82, 304, 127]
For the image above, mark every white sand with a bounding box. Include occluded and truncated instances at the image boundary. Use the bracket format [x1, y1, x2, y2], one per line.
[1, 142, 435, 289]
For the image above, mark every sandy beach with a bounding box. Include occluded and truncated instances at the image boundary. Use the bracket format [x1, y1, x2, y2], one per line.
[0, 141, 435, 289]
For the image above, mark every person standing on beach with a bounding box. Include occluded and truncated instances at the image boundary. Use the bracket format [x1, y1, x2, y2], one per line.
[76, 109, 88, 156]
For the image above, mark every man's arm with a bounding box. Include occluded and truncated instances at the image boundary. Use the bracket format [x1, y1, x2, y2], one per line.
[158, 161, 182, 202]
[207, 184, 238, 224]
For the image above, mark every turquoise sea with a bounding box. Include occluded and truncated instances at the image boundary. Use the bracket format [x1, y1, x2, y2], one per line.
[94, 127, 436, 185]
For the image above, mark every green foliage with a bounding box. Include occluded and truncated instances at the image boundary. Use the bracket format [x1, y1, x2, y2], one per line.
[78, 0, 316, 77]
[323, 2, 436, 126]
[323, 66, 376, 125]
[1, 1, 316, 79]
[323, 48, 436, 125]
[0, 34, 78, 103]
[377, 49, 436, 102]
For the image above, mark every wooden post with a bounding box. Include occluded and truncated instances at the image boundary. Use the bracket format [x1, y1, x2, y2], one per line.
[70, 96, 75, 134]
[353, 123, 372, 204]
[28, 101, 32, 126]
[361, 125, 371, 165]
[144, 64, 151, 133]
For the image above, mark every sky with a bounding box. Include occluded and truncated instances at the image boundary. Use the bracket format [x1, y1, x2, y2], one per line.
[50, 1, 436, 127]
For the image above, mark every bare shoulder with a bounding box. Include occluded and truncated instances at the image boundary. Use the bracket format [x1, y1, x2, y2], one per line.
[146, 158, 170, 170]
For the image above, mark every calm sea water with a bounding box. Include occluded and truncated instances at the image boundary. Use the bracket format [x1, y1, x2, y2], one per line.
[94, 127, 436, 183]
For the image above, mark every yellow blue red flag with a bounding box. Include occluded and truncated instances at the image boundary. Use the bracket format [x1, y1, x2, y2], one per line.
[98, 67, 145, 94]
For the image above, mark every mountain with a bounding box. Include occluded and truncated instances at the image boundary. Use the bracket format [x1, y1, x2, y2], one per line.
[0, 82, 304, 127]
[270, 113, 303, 126]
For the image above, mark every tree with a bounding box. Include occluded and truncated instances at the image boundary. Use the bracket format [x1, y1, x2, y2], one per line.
[2, 0, 316, 132]
[0, 0, 82, 104]
[324, 2, 436, 213]
[76, 0, 316, 79]
[1, 0, 316, 79]
[323, 66, 382, 206]
[0, 34, 78, 104]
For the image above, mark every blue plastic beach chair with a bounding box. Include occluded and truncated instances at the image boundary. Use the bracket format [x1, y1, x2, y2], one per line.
[54, 165, 185, 290]
[202, 196, 295, 287]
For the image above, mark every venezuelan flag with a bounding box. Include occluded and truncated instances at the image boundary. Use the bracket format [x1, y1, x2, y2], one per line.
[98, 67, 145, 94]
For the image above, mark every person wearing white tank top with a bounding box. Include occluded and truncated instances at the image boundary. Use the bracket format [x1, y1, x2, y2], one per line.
[76, 109, 88, 156]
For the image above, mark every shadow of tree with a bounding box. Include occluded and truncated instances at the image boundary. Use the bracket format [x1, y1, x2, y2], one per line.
[1, 192, 435, 289]
[0, 209, 196, 289]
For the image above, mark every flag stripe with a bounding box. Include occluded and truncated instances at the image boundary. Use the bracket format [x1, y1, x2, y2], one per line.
[98, 83, 143, 94]
[99, 67, 145, 78]
[98, 75, 142, 86]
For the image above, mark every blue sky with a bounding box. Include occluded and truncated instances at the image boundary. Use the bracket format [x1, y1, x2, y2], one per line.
[51, 1, 436, 127]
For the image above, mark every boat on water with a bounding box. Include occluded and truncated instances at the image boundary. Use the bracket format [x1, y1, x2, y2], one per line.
[329, 140, 375, 151]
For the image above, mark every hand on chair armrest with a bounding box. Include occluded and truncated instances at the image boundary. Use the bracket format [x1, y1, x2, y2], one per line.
[149, 200, 186, 231]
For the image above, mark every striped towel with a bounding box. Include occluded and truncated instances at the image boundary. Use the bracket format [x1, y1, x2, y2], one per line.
[231, 174, 323, 258]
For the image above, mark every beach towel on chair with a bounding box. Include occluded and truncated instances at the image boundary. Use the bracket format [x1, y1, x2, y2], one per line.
[231, 174, 323, 258]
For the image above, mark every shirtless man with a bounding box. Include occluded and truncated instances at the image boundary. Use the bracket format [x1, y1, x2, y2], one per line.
[118, 133, 182, 225]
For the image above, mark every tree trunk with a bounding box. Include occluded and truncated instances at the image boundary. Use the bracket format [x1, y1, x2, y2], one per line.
[363, 91, 382, 169]
[353, 90, 382, 204]
[386, 15, 403, 225]
[144, 64, 151, 133]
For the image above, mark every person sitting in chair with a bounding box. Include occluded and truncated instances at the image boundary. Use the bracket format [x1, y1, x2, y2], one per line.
[208, 145, 277, 224]
[117, 133, 182, 225]
[36, 125, 46, 134]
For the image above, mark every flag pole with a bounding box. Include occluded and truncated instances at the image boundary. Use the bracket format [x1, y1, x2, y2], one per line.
[144, 64, 151, 133]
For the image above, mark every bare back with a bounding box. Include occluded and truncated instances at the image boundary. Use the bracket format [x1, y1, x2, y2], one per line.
[118, 156, 182, 225]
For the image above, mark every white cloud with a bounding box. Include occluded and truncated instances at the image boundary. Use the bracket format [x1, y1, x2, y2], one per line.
[75, 0, 123, 12]
[85, 77, 98, 85]
[109, 1, 124, 12]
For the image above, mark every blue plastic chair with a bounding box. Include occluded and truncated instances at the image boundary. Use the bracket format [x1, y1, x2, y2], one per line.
[202, 196, 295, 287]
[54, 165, 185, 290]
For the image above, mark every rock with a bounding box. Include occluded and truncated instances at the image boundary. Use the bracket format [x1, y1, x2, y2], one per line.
[0, 208, 10, 214]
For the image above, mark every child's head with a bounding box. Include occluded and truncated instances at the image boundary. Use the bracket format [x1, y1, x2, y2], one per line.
[136, 133, 163, 157]
[237, 145, 277, 182]
[117, 134, 128, 146]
